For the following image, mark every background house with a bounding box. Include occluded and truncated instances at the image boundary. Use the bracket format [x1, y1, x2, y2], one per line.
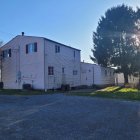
[115, 73, 139, 87]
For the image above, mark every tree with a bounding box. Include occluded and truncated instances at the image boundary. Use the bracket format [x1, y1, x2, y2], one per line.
[91, 5, 138, 84]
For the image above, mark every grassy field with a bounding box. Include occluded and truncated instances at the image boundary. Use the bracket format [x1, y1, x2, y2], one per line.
[68, 86, 140, 101]
[1, 87, 140, 101]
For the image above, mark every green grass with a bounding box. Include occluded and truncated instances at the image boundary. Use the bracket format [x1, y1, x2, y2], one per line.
[68, 86, 140, 101]
[0, 89, 57, 95]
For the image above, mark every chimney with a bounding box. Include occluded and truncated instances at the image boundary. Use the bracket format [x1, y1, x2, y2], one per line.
[21, 32, 24, 36]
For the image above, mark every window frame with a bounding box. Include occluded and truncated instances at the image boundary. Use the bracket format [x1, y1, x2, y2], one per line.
[26, 42, 37, 54]
[2, 49, 12, 58]
[55, 45, 60, 53]
[48, 66, 54, 75]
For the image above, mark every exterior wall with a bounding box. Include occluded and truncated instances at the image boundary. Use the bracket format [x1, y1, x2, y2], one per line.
[1, 36, 45, 89]
[128, 75, 139, 86]
[115, 73, 124, 86]
[81, 62, 115, 87]
[44, 39, 81, 89]
[93, 65, 103, 85]
[115, 73, 139, 87]
[100, 67, 115, 86]
[1, 35, 115, 90]
[80, 63, 94, 86]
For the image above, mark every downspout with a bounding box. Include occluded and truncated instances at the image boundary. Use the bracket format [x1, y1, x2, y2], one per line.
[44, 39, 47, 92]
[18, 45, 21, 89]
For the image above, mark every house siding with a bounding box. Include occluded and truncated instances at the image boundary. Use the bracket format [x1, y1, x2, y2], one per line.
[1, 36, 45, 89]
[1, 35, 115, 90]
[1, 35, 81, 90]
[44, 40, 81, 89]
[81, 62, 115, 87]
[115, 73, 139, 87]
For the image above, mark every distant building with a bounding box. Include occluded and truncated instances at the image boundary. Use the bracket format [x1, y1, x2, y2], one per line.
[81, 62, 115, 87]
[1, 34, 81, 90]
[115, 73, 139, 87]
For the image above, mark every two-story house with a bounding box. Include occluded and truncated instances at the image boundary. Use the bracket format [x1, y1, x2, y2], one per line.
[1, 34, 81, 90]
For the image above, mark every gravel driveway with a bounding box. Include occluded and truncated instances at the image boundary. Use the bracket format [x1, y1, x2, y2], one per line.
[0, 94, 140, 140]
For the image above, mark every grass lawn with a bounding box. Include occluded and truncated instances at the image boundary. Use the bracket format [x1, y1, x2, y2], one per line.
[68, 86, 140, 101]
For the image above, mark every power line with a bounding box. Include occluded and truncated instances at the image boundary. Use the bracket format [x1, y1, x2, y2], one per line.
[0, 30, 16, 37]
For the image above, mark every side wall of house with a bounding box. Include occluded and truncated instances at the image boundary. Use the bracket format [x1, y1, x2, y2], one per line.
[1, 36, 45, 89]
[81, 63, 115, 87]
[44, 40, 81, 89]
[80, 63, 94, 86]
[100, 67, 115, 86]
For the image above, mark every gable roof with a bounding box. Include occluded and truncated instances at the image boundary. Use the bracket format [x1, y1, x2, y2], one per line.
[1, 35, 81, 51]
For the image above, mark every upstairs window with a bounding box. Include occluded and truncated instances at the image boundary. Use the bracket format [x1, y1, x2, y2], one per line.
[48, 66, 54, 75]
[73, 70, 78, 75]
[2, 49, 11, 58]
[8, 49, 11, 57]
[55, 45, 60, 53]
[26, 42, 37, 54]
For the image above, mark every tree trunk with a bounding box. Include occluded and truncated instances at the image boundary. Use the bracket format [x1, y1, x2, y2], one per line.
[124, 73, 128, 84]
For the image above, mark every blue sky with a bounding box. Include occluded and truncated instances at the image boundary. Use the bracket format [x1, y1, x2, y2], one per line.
[0, 0, 139, 62]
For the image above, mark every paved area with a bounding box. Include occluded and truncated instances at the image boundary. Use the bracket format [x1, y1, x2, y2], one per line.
[0, 94, 140, 140]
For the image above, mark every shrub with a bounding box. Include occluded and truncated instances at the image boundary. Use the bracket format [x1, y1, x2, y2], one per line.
[22, 83, 32, 90]
[61, 84, 70, 91]
[0, 82, 4, 89]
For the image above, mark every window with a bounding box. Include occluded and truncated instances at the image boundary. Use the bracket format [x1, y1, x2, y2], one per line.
[2, 49, 11, 58]
[8, 49, 11, 57]
[26, 42, 37, 54]
[55, 45, 60, 53]
[73, 70, 78, 75]
[48, 66, 54, 75]
[62, 67, 65, 74]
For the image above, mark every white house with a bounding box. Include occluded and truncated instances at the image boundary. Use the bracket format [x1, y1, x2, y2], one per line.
[81, 62, 115, 87]
[1, 34, 81, 90]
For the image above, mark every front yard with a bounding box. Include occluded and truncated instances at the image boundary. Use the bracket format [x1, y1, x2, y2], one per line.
[68, 86, 140, 101]
[1, 86, 140, 101]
